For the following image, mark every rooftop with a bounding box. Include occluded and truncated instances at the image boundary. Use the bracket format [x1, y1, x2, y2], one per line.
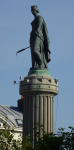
[0, 105, 23, 128]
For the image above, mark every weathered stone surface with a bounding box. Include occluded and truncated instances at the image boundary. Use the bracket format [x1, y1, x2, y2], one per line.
[19, 70, 58, 96]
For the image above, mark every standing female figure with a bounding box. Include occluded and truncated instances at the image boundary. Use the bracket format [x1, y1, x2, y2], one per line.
[30, 5, 51, 70]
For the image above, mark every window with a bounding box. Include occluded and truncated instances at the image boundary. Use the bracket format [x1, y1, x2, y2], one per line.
[16, 119, 23, 126]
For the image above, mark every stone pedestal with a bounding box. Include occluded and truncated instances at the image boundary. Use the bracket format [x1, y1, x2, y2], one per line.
[19, 69, 58, 144]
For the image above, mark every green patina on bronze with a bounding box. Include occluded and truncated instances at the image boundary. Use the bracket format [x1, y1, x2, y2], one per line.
[28, 69, 50, 76]
[30, 5, 51, 70]
[17, 5, 51, 72]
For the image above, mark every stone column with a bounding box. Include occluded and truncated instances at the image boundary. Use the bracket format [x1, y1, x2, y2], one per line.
[19, 70, 58, 144]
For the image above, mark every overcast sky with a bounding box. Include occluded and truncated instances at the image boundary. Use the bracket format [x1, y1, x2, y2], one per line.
[0, 0, 74, 133]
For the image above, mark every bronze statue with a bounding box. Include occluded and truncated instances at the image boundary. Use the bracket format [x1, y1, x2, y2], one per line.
[16, 5, 51, 70]
[30, 5, 51, 70]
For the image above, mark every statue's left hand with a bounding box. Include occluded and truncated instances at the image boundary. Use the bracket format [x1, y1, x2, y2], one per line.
[34, 31, 40, 37]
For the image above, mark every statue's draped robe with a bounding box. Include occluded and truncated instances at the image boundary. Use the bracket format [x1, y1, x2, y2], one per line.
[30, 15, 50, 69]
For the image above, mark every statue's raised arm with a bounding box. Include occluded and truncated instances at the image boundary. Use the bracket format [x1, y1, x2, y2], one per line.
[30, 5, 51, 71]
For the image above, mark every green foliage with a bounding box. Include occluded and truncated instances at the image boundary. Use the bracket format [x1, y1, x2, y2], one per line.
[0, 119, 74, 150]
[22, 135, 33, 150]
[0, 117, 22, 150]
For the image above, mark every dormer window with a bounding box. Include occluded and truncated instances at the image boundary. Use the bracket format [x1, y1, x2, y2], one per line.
[16, 119, 23, 126]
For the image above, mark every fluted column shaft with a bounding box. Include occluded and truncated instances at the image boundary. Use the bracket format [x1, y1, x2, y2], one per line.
[23, 94, 54, 140]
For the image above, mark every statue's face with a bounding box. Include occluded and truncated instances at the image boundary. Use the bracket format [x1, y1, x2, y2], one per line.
[31, 9, 36, 16]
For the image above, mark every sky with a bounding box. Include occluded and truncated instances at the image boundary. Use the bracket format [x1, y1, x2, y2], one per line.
[0, 0, 74, 134]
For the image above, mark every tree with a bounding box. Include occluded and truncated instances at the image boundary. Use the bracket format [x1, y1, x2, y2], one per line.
[0, 118, 74, 150]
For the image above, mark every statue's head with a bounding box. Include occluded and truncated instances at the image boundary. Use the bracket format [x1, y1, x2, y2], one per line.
[31, 5, 39, 15]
